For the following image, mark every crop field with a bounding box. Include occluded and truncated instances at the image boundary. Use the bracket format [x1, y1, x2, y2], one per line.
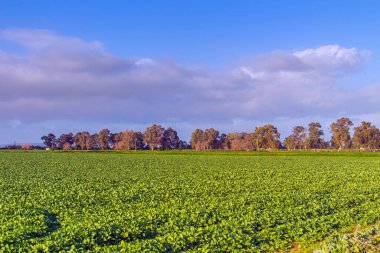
[1, 151, 380, 252]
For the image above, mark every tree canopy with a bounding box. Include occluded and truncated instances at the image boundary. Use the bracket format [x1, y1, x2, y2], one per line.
[40, 117, 380, 151]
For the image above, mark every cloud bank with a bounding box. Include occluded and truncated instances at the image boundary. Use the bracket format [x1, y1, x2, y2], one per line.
[0, 28, 378, 141]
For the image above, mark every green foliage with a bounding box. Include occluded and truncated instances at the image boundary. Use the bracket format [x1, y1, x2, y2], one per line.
[1, 152, 380, 252]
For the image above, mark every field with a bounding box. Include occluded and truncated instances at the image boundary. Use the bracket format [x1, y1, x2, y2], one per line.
[1, 151, 380, 252]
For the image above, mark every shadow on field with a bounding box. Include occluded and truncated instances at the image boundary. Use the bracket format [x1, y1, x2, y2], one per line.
[26, 210, 61, 239]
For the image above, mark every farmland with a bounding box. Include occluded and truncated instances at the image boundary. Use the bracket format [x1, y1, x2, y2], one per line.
[1, 151, 380, 252]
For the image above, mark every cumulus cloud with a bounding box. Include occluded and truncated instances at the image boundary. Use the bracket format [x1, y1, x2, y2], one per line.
[0, 28, 378, 141]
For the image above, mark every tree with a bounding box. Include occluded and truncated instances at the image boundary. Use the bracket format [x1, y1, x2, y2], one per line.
[283, 135, 297, 150]
[190, 128, 221, 150]
[110, 132, 123, 149]
[216, 133, 228, 150]
[62, 142, 72, 150]
[178, 140, 191, 149]
[204, 128, 219, 150]
[41, 133, 57, 149]
[353, 121, 380, 150]
[191, 129, 206, 151]
[162, 127, 180, 150]
[74, 131, 91, 150]
[295, 126, 307, 149]
[91, 134, 99, 150]
[143, 124, 164, 150]
[111, 132, 123, 150]
[85, 134, 96, 150]
[252, 125, 281, 150]
[307, 122, 324, 149]
[284, 126, 306, 150]
[226, 132, 253, 151]
[97, 129, 111, 150]
[57, 133, 74, 150]
[330, 117, 353, 149]
[119, 130, 144, 150]
[134, 132, 145, 150]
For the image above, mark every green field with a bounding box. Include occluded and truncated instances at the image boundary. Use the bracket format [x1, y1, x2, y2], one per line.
[1, 151, 380, 252]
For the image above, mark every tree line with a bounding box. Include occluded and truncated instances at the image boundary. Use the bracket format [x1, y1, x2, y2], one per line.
[40, 118, 380, 151]
[41, 125, 190, 151]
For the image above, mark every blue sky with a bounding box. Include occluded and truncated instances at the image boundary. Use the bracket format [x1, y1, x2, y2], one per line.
[2, 1, 379, 66]
[1, 1, 380, 143]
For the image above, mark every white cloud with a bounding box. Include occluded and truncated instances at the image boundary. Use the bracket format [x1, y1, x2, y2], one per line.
[0, 28, 378, 142]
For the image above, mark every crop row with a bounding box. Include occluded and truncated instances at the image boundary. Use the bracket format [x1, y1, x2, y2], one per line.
[1, 152, 380, 252]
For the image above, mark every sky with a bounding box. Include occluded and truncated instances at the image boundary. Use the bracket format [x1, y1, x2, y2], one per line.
[1, 0, 380, 143]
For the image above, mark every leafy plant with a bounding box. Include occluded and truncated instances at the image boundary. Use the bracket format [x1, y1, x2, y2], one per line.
[1, 151, 380, 252]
